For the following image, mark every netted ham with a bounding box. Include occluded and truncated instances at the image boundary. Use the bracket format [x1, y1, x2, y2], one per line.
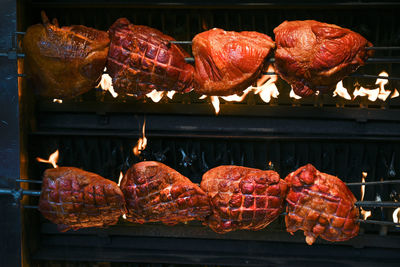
[23, 12, 109, 99]
[200, 166, 287, 233]
[285, 164, 359, 245]
[120, 161, 211, 225]
[107, 18, 194, 96]
[274, 20, 373, 97]
[192, 28, 275, 96]
[38, 167, 126, 232]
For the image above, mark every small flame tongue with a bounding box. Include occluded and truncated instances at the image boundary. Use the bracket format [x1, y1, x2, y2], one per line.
[36, 150, 59, 168]
[133, 119, 148, 157]
[117, 171, 124, 186]
[333, 81, 351, 100]
[360, 172, 372, 220]
[97, 70, 118, 98]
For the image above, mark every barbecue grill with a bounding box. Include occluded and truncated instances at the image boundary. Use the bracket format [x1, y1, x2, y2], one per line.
[1, 0, 400, 266]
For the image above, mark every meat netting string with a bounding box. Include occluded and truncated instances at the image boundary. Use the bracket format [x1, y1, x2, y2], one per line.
[8, 178, 400, 227]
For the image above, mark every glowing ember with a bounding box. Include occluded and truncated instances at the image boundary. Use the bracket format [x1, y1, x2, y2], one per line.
[133, 120, 147, 157]
[289, 87, 302, 99]
[210, 96, 220, 115]
[146, 90, 165, 103]
[97, 70, 118, 98]
[36, 149, 59, 168]
[52, 99, 63, 103]
[360, 172, 372, 220]
[117, 171, 124, 186]
[333, 81, 351, 100]
[167, 90, 176, 99]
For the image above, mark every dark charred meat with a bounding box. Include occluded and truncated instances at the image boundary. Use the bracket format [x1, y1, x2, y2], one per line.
[192, 28, 275, 96]
[120, 161, 211, 225]
[107, 18, 194, 96]
[38, 167, 126, 232]
[23, 12, 109, 99]
[274, 20, 373, 97]
[285, 164, 360, 245]
[200, 166, 287, 233]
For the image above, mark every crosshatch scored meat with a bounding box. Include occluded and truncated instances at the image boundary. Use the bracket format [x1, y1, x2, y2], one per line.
[39, 167, 126, 232]
[274, 20, 373, 97]
[285, 164, 360, 245]
[120, 161, 211, 225]
[200, 166, 287, 233]
[107, 18, 195, 96]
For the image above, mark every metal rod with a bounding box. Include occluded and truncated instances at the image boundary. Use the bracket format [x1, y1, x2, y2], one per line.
[366, 47, 400, 51]
[347, 180, 400, 186]
[23, 205, 38, 209]
[16, 179, 42, 184]
[170, 41, 193, 44]
[173, 42, 400, 51]
[0, 188, 41, 196]
[350, 74, 400, 80]
[355, 201, 400, 208]
[357, 219, 400, 227]
[365, 57, 400, 63]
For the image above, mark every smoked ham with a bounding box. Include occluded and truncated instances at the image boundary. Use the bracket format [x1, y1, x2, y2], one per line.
[120, 161, 211, 225]
[192, 28, 275, 96]
[285, 164, 360, 245]
[274, 20, 373, 97]
[39, 167, 126, 232]
[201, 166, 287, 233]
[107, 18, 194, 96]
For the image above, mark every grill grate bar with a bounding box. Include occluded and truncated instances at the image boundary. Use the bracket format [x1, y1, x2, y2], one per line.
[355, 201, 400, 208]
[20, 205, 400, 227]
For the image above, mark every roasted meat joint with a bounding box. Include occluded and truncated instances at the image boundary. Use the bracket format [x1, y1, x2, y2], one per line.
[284, 164, 360, 245]
[3, 2, 400, 266]
[200, 166, 287, 233]
[38, 167, 126, 232]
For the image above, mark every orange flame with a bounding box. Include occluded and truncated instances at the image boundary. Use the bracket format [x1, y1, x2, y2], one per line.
[36, 150, 59, 168]
[117, 171, 124, 186]
[210, 96, 220, 115]
[52, 99, 63, 103]
[146, 90, 165, 103]
[203, 65, 280, 114]
[393, 207, 400, 225]
[333, 81, 351, 100]
[97, 69, 118, 98]
[353, 71, 398, 101]
[360, 172, 372, 220]
[133, 120, 147, 157]
[289, 87, 302, 99]
[167, 90, 176, 99]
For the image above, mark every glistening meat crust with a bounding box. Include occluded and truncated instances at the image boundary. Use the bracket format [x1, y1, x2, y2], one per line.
[274, 20, 373, 97]
[38, 167, 126, 232]
[107, 18, 194, 96]
[120, 161, 211, 225]
[23, 12, 109, 99]
[284, 164, 359, 245]
[201, 166, 287, 233]
[192, 28, 275, 96]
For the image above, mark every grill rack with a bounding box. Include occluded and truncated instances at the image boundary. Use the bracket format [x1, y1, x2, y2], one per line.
[5, 31, 400, 80]
[2, 178, 399, 227]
